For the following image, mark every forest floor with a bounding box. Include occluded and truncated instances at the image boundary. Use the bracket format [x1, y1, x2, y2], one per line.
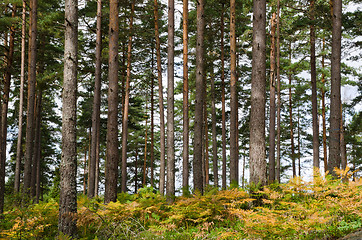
[1, 172, 361, 239]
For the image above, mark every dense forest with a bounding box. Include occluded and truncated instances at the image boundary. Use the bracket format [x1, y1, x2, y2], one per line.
[0, 0, 361, 238]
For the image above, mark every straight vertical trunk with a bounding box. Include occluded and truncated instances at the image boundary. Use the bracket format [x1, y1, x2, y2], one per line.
[328, 0, 342, 174]
[166, 0, 175, 202]
[59, 0, 78, 235]
[135, 150, 138, 193]
[220, 3, 227, 190]
[83, 149, 87, 195]
[105, 0, 119, 202]
[31, 91, 42, 198]
[276, 0, 281, 183]
[153, 0, 166, 195]
[321, 37, 328, 172]
[298, 106, 301, 176]
[204, 85, 209, 186]
[193, 0, 205, 194]
[15, 0, 27, 193]
[143, 110, 148, 186]
[288, 70, 296, 177]
[250, 0, 267, 186]
[121, 0, 135, 193]
[211, 72, 218, 187]
[1, 5, 16, 213]
[88, 0, 102, 199]
[24, 0, 38, 195]
[310, 0, 319, 170]
[151, 49, 155, 187]
[182, 0, 189, 194]
[268, 12, 276, 183]
[35, 144, 41, 203]
[229, 0, 238, 186]
[95, 129, 100, 196]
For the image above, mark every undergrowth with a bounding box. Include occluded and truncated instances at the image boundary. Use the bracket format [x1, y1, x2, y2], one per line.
[1, 169, 361, 239]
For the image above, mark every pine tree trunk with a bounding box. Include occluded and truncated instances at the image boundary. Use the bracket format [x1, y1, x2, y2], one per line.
[321, 37, 328, 172]
[250, 0, 267, 186]
[88, 0, 102, 199]
[328, 0, 342, 175]
[24, 0, 38, 195]
[268, 12, 276, 183]
[310, 0, 319, 170]
[153, 0, 166, 195]
[340, 104, 347, 170]
[135, 150, 138, 193]
[193, 0, 205, 194]
[83, 149, 87, 195]
[166, 0, 175, 202]
[276, 0, 281, 183]
[288, 70, 296, 177]
[229, 0, 238, 186]
[15, 0, 27, 193]
[211, 72, 218, 187]
[105, 0, 119, 202]
[220, 3, 227, 190]
[0, 5, 16, 214]
[182, 0, 189, 194]
[31, 91, 42, 199]
[143, 109, 148, 187]
[151, 49, 155, 187]
[204, 84, 209, 186]
[59, 0, 78, 235]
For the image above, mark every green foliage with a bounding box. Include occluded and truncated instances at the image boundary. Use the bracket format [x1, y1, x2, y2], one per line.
[1, 177, 361, 239]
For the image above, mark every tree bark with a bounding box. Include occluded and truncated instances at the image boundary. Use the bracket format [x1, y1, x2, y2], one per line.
[105, 0, 119, 202]
[182, 0, 189, 194]
[24, 0, 38, 196]
[0, 5, 16, 214]
[88, 0, 102, 199]
[229, 0, 238, 186]
[153, 0, 166, 195]
[310, 0, 319, 170]
[340, 104, 347, 170]
[250, 0, 267, 186]
[166, 0, 175, 202]
[321, 37, 328, 173]
[151, 49, 155, 187]
[288, 58, 296, 177]
[31, 91, 42, 199]
[15, 0, 27, 193]
[143, 107, 148, 186]
[59, 0, 78, 235]
[204, 82, 209, 186]
[193, 0, 205, 194]
[276, 0, 281, 183]
[220, 3, 227, 190]
[328, 0, 342, 175]
[135, 149, 138, 193]
[211, 71, 218, 187]
[268, 12, 276, 183]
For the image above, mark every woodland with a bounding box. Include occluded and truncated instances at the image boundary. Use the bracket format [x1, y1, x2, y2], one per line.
[0, 0, 361, 238]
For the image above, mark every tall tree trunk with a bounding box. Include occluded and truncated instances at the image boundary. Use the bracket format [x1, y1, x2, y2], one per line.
[153, 0, 166, 195]
[182, 0, 189, 194]
[229, 0, 238, 186]
[220, 3, 227, 190]
[143, 106, 148, 187]
[31, 91, 42, 199]
[230, 0, 238, 185]
[288, 52, 296, 177]
[268, 12, 276, 183]
[166, 0, 175, 203]
[121, 0, 135, 193]
[193, 0, 205, 194]
[105, 0, 119, 202]
[95, 129, 100, 196]
[328, 0, 342, 174]
[310, 0, 319, 170]
[88, 0, 102, 199]
[0, 5, 16, 214]
[35, 143, 41, 203]
[211, 72, 218, 187]
[204, 83, 209, 186]
[298, 106, 301, 176]
[15, 0, 27, 193]
[321, 37, 328, 173]
[83, 149, 87, 195]
[276, 0, 281, 183]
[151, 48, 155, 187]
[24, 0, 38, 195]
[250, 0, 267, 186]
[59, 0, 78, 235]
